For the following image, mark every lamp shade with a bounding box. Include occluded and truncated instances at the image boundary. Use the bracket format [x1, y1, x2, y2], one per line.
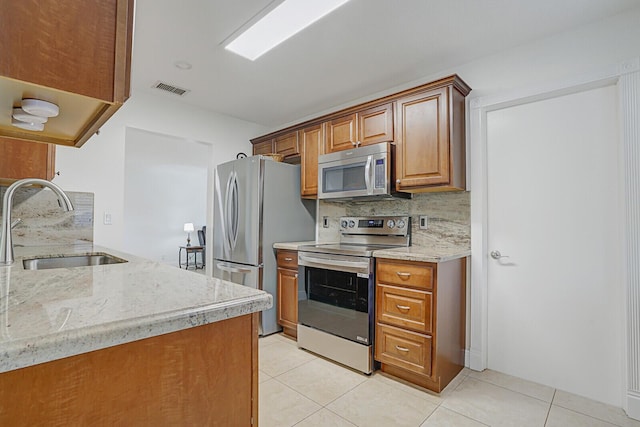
[183, 223, 195, 233]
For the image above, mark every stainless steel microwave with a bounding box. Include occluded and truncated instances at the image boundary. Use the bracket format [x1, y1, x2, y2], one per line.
[317, 142, 410, 200]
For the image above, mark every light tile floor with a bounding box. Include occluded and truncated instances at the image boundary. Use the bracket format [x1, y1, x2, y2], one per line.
[259, 333, 640, 427]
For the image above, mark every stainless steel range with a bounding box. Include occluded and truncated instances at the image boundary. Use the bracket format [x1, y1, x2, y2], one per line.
[297, 216, 410, 373]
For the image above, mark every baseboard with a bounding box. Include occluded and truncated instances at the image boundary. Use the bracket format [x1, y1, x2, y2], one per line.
[627, 391, 640, 421]
[464, 349, 470, 368]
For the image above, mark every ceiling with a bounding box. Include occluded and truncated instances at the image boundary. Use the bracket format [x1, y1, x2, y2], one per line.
[131, 0, 639, 129]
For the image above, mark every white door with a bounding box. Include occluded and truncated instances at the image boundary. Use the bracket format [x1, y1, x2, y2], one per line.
[486, 85, 623, 405]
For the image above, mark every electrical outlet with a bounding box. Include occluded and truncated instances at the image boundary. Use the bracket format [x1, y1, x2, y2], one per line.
[103, 212, 112, 225]
[419, 215, 428, 230]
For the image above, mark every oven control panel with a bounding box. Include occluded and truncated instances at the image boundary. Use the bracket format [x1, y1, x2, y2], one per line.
[339, 216, 410, 236]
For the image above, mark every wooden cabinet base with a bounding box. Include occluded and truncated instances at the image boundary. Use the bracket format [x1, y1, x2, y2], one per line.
[380, 361, 463, 393]
[0, 314, 259, 427]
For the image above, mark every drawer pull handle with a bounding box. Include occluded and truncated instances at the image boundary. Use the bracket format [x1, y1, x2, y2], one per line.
[396, 304, 411, 311]
[396, 272, 411, 278]
[284, 257, 293, 261]
[395, 345, 410, 352]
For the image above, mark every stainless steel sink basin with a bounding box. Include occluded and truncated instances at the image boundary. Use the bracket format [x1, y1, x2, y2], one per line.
[22, 253, 128, 270]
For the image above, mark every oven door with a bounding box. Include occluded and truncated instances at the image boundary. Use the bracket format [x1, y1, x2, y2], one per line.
[297, 251, 374, 345]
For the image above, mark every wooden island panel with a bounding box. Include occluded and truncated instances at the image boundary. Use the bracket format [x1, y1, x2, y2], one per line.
[0, 313, 258, 427]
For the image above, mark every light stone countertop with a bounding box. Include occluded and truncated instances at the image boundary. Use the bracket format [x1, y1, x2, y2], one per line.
[274, 241, 469, 262]
[273, 241, 318, 250]
[0, 244, 272, 373]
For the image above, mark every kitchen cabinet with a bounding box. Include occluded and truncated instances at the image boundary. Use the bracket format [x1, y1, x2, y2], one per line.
[0, 0, 134, 147]
[252, 140, 273, 156]
[0, 313, 259, 426]
[275, 131, 300, 158]
[277, 250, 299, 338]
[375, 257, 466, 393]
[325, 103, 394, 154]
[299, 124, 324, 198]
[395, 77, 470, 192]
[0, 138, 56, 185]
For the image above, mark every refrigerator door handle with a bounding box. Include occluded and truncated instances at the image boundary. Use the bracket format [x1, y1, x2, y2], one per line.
[229, 171, 239, 250]
[216, 262, 252, 274]
[224, 172, 234, 254]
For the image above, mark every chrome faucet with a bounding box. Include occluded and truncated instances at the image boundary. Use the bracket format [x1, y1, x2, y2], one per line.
[0, 178, 74, 266]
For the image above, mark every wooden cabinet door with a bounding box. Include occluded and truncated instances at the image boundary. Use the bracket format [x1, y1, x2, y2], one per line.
[252, 140, 273, 155]
[0, 0, 133, 103]
[277, 267, 298, 336]
[299, 124, 324, 198]
[395, 87, 451, 189]
[274, 131, 299, 157]
[0, 138, 55, 183]
[358, 103, 394, 146]
[325, 113, 357, 153]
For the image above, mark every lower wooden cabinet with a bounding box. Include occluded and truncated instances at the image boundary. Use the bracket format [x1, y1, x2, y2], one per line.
[375, 257, 466, 393]
[277, 249, 299, 338]
[0, 137, 56, 184]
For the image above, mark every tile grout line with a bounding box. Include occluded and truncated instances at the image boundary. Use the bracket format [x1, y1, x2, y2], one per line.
[466, 375, 555, 405]
[543, 389, 556, 426]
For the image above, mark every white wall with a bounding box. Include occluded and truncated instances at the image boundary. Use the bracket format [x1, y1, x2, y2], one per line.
[123, 128, 208, 264]
[54, 90, 267, 253]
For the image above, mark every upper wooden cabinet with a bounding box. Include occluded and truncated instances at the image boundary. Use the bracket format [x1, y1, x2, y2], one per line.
[395, 78, 470, 192]
[252, 131, 299, 159]
[325, 103, 394, 154]
[299, 124, 324, 198]
[249, 75, 470, 197]
[0, 138, 56, 185]
[274, 131, 299, 158]
[252, 140, 273, 156]
[0, 0, 134, 147]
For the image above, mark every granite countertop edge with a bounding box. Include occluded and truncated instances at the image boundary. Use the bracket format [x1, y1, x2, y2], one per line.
[0, 244, 272, 374]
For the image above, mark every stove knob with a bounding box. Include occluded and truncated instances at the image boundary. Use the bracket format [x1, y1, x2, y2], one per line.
[397, 219, 406, 229]
[348, 220, 356, 228]
[387, 219, 395, 229]
[341, 220, 348, 229]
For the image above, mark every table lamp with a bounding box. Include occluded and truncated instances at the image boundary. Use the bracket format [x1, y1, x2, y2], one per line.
[184, 223, 195, 247]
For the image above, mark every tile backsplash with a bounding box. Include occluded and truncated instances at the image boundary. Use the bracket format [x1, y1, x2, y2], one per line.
[318, 191, 470, 252]
[0, 186, 93, 246]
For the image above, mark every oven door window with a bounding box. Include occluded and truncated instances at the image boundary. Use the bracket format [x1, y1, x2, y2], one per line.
[322, 162, 367, 193]
[298, 266, 371, 344]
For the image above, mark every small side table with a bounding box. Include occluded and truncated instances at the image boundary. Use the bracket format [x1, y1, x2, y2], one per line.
[179, 245, 204, 270]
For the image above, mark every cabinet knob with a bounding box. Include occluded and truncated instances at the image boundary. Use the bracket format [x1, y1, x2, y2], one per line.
[352, 141, 357, 146]
[396, 179, 401, 184]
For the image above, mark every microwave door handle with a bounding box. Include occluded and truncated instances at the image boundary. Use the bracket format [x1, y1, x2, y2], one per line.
[364, 155, 373, 195]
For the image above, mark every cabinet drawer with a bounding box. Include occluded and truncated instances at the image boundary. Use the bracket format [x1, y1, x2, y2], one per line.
[375, 323, 432, 376]
[377, 284, 432, 334]
[376, 259, 434, 290]
[276, 250, 298, 269]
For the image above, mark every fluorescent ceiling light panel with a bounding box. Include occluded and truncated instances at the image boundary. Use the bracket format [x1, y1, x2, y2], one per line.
[225, 0, 350, 61]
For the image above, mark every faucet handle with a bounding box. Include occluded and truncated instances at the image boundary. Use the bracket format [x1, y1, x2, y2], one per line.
[10, 219, 21, 229]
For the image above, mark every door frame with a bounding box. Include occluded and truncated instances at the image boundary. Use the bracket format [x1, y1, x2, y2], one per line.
[469, 57, 640, 418]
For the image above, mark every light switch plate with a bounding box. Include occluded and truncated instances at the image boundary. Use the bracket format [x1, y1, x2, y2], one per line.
[103, 212, 112, 225]
[419, 215, 428, 230]
[323, 216, 329, 228]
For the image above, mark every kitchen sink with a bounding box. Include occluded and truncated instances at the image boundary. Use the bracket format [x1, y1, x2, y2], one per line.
[22, 253, 128, 270]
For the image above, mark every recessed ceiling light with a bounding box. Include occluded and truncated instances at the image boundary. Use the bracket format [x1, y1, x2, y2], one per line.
[174, 60, 193, 70]
[224, 0, 350, 61]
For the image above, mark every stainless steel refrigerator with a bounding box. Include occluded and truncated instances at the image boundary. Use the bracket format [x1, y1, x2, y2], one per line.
[213, 156, 316, 335]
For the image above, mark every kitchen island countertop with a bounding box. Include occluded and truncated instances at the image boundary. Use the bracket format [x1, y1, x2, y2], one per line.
[0, 244, 272, 373]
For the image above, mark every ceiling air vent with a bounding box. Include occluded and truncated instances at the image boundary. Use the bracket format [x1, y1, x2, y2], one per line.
[152, 81, 190, 96]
